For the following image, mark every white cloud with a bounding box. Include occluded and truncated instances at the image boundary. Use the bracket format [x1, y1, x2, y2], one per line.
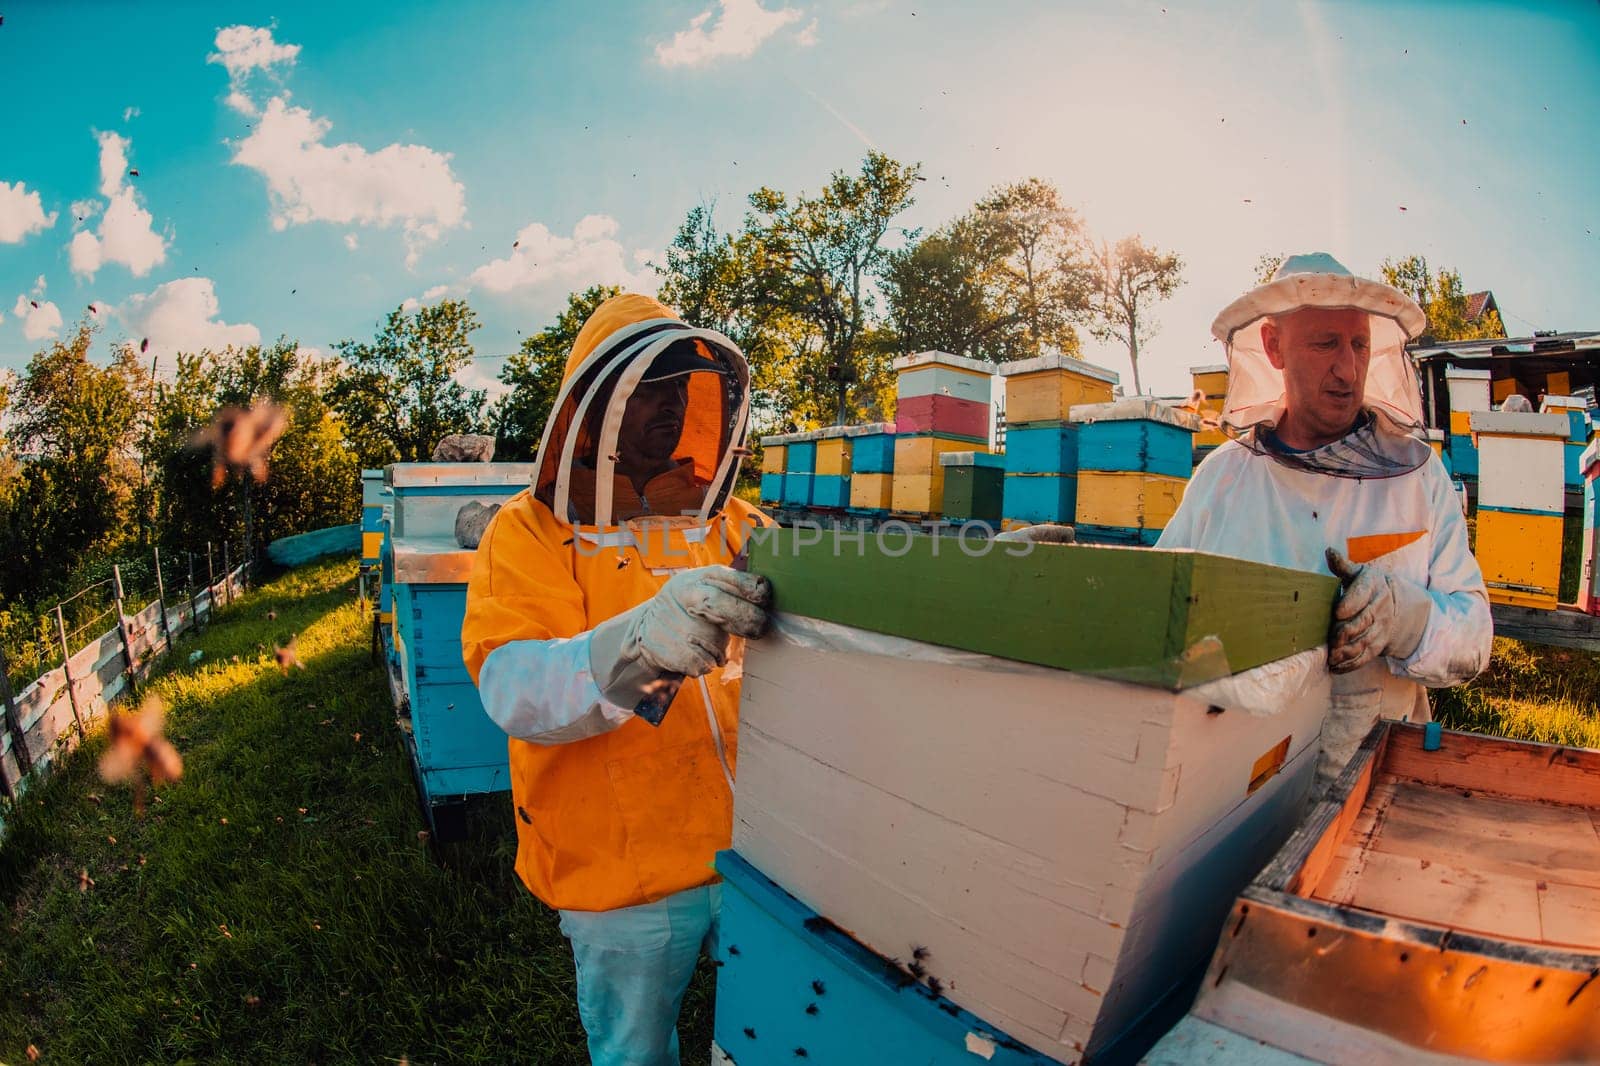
[400, 296, 421, 313]
[422, 284, 451, 301]
[465, 214, 658, 299]
[70, 199, 98, 224]
[796, 18, 819, 46]
[0, 181, 57, 244]
[12, 294, 64, 341]
[123, 105, 141, 122]
[229, 96, 466, 267]
[69, 131, 169, 280]
[655, 0, 806, 67]
[117, 277, 259, 361]
[32, 275, 45, 295]
[343, 233, 359, 251]
[225, 90, 259, 117]
[208, 25, 300, 84]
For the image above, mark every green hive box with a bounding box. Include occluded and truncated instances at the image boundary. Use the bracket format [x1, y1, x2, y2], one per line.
[938, 451, 1005, 523]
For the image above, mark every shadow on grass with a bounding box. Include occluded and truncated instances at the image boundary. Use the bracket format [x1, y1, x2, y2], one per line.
[0, 558, 715, 1064]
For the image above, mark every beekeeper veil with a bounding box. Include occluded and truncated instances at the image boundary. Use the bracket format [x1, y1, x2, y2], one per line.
[1211, 252, 1431, 478]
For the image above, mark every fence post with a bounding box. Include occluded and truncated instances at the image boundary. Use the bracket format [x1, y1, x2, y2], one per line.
[154, 546, 173, 653]
[188, 552, 202, 633]
[54, 605, 86, 736]
[222, 542, 234, 606]
[112, 565, 139, 687]
[0, 644, 34, 780]
[206, 542, 216, 612]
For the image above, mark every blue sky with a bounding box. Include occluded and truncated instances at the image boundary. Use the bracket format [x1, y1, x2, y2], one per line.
[1, 0, 1596, 400]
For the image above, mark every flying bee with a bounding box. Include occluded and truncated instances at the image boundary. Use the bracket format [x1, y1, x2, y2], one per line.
[274, 634, 304, 675]
[190, 401, 289, 491]
[912, 945, 930, 961]
[98, 693, 184, 814]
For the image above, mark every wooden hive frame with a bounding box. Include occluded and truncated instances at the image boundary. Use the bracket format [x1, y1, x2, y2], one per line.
[1183, 721, 1600, 1064]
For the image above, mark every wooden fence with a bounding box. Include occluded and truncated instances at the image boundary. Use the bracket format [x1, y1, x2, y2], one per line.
[0, 560, 248, 800]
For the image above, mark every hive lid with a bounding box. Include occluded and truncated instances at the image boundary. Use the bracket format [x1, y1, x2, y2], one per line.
[1069, 397, 1203, 431]
[1468, 412, 1571, 439]
[747, 527, 1337, 690]
[1444, 367, 1492, 381]
[938, 451, 1005, 468]
[893, 350, 996, 377]
[1541, 395, 1588, 413]
[390, 535, 477, 584]
[1189, 363, 1229, 376]
[385, 462, 536, 489]
[996, 353, 1121, 383]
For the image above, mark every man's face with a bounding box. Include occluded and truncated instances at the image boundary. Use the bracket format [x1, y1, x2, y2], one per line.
[1261, 307, 1371, 445]
[617, 375, 689, 470]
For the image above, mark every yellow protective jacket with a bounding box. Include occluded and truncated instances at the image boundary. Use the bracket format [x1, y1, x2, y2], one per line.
[461, 294, 770, 913]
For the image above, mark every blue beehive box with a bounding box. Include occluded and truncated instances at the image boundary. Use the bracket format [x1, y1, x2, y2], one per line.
[1076, 420, 1192, 478]
[811, 474, 850, 509]
[788, 441, 818, 475]
[1449, 434, 1479, 479]
[782, 472, 814, 507]
[1568, 443, 1586, 492]
[760, 473, 785, 503]
[853, 433, 896, 474]
[712, 852, 1054, 1066]
[1002, 473, 1076, 524]
[1005, 424, 1078, 475]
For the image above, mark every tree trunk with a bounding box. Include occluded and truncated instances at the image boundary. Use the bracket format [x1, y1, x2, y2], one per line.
[1127, 307, 1143, 396]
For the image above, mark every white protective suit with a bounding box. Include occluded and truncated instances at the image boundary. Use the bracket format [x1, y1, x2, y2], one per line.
[1160, 253, 1494, 794]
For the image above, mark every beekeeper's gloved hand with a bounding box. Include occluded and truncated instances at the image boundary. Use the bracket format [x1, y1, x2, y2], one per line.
[587, 565, 772, 707]
[1325, 547, 1431, 674]
[993, 523, 1076, 545]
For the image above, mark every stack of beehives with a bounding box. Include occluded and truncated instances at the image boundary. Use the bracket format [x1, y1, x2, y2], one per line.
[996, 355, 1119, 529]
[1068, 398, 1199, 546]
[890, 352, 994, 517]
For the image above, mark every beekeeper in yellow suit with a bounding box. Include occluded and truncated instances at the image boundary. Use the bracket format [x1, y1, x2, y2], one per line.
[1158, 253, 1493, 793]
[462, 294, 773, 1066]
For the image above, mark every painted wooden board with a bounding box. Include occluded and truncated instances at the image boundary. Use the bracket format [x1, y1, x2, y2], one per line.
[895, 351, 996, 404]
[760, 473, 784, 503]
[362, 469, 386, 507]
[730, 614, 1330, 1061]
[814, 438, 849, 476]
[1190, 365, 1229, 397]
[1476, 508, 1562, 608]
[1073, 421, 1194, 478]
[889, 472, 944, 515]
[1006, 424, 1078, 475]
[1002, 363, 1118, 426]
[811, 474, 850, 509]
[781, 472, 814, 507]
[940, 466, 1003, 522]
[1002, 472, 1076, 525]
[852, 433, 895, 474]
[893, 434, 983, 477]
[1074, 471, 1186, 531]
[787, 441, 817, 475]
[849, 472, 893, 511]
[1474, 425, 1567, 511]
[746, 526, 1338, 689]
[895, 393, 991, 439]
[761, 444, 786, 474]
[1448, 433, 1478, 478]
[1445, 366, 1490, 413]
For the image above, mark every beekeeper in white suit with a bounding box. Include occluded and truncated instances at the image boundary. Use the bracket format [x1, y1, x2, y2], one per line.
[1158, 253, 1493, 793]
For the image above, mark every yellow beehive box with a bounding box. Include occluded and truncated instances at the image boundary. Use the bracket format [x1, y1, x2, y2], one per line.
[761, 444, 787, 474]
[362, 531, 384, 559]
[1075, 471, 1186, 530]
[815, 437, 850, 476]
[890, 472, 945, 515]
[1476, 508, 1563, 609]
[1449, 410, 1473, 436]
[999, 354, 1120, 425]
[1190, 364, 1229, 400]
[1491, 377, 1519, 404]
[894, 434, 982, 477]
[850, 472, 894, 511]
[1548, 370, 1571, 396]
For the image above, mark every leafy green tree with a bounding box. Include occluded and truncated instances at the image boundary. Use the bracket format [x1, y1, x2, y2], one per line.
[493, 285, 622, 461]
[972, 178, 1093, 358]
[329, 299, 488, 467]
[882, 217, 1016, 361]
[1380, 255, 1507, 341]
[1086, 236, 1184, 396]
[1255, 252, 1285, 284]
[744, 151, 922, 424]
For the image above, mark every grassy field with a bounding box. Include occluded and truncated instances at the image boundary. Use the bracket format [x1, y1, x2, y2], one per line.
[0, 558, 713, 1064]
[0, 554, 1594, 1063]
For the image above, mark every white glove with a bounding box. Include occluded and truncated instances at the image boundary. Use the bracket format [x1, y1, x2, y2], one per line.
[992, 523, 1076, 545]
[587, 565, 773, 707]
[1325, 548, 1431, 674]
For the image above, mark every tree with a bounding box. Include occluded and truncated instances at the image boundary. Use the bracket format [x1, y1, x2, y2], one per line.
[882, 217, 1013, 361]
[493, 285, 622, 461]
[329, 299, 488, 468]
[972, 177, 1093, 358]
[744, 151, 922, 424]
[1086, 236, 1184, 396]
[1380, 255, 1506, 342]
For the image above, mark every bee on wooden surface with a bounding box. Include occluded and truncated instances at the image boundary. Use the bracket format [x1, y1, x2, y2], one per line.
[804, 1003, 818, 1016]
[912, 945, 930, 962]
[925, 976, 945, 997]
[98, 694, 183, 815]
[810, 979, 825, 996]
[742, 1027, 756, 1040]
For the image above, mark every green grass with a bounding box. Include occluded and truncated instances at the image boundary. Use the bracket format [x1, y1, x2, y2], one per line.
[1434, 635, 1600, 749]
[0, 558, 714, 1064]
